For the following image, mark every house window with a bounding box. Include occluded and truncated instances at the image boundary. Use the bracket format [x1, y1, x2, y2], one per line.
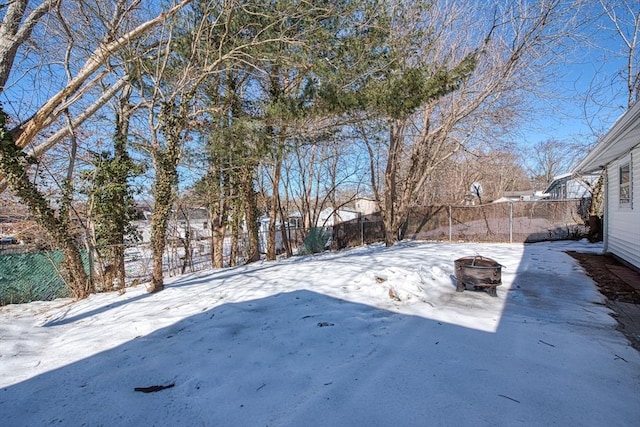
[619, 162, 631, 205]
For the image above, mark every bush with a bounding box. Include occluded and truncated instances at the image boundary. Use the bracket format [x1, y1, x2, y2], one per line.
[298, 227, 332, 255]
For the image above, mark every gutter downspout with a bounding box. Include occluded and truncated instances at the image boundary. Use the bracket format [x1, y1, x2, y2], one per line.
[603, 169, 609, 254]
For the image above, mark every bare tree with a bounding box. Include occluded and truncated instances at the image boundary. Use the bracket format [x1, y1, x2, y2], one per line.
[526, 138, 581, 191]
[477, 150, 531, 201]
[414, 147, 530, 205]
[1, 0, 191, 156]
[357, 0, 578, 245]
[0, 0, 191, 299]
[133, 0, 342, 290]
[0, 0, 60, 93]
[599, 0, 640, 108]
[578, 0, 639, 137]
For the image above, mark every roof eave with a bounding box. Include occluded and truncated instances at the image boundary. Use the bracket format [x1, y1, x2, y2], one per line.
[574, 101, 640, 174]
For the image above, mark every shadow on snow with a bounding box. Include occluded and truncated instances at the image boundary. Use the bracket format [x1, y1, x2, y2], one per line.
[3, 241, 639, 426]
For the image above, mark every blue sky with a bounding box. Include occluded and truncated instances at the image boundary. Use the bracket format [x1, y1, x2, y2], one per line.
[517, 1, 637, 154]
[0, 1, 634, 180]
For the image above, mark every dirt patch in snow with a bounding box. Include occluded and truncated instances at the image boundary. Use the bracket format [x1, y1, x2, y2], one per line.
[568, 252, 640, 303]
[568, 251, 640, 351]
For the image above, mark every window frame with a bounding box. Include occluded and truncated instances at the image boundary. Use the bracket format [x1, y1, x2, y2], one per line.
[618, 155, 632, 208]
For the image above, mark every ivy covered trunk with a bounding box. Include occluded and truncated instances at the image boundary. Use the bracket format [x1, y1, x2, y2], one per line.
[0, 108, 91, 299]
[148, 99, 188, 293]
[149, 151, 177, 293]
[100, 246, 125, 292]
[87, 89, 138, 292]
[60, 244, 92, 299]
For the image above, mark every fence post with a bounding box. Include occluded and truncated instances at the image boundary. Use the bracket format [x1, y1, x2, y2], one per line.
[509, 202, 513, 244]
[448, 205, 452, 242]
[360, 216, 364, 246]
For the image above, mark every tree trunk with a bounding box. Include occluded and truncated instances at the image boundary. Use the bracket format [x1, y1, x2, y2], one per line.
[212, 221, 225, 268]
[588, 172, 605, 242]
[267, 206, 277, 260]
[382, 121, 403, 247]
[267, 156, 282, 261]
[60, 243, 92, 299]
[93, 89, 132, 292]
[0, 110, 91, 298]
[114, 244, 125, 292]
[111, 92, 132, 291]
[148, 94, 190, 292]
[278, 196, 293, 257]
[149, 153, 177, 293]
[229, 223, 239, 267]
[229, 205, 241, 267]
[207, 180, 227, 269]
[242, 166, 261, 264]
[150, 189, 170, 293]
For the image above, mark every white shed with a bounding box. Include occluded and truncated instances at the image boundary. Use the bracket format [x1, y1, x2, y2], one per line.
[575, 101, 640, 270]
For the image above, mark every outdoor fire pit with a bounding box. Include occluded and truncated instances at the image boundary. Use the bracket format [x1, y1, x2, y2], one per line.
[454, 255, 503, 297]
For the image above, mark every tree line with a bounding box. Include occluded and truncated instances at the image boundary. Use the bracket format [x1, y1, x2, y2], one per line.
[0, 0, 637, 299]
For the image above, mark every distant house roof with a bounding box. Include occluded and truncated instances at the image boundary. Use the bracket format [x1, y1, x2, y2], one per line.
[492, 190, 547, 203]
[503, 190, 536, 198]
[575, 101, 640, 174]
[176, 207, 208, 221]
[545, 172, 573, 185]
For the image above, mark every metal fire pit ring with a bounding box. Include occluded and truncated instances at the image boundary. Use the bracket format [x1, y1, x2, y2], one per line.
[454, 255, 503, 297]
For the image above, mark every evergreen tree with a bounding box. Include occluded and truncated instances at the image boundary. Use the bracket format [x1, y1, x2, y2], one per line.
[83, 88, 142, 291]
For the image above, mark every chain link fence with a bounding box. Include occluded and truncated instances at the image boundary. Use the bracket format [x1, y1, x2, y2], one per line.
[334, 200, 588, 248]
[0, 251, 70, 305]
[409, 200, 588, 243]
[1, 200, 588, 305]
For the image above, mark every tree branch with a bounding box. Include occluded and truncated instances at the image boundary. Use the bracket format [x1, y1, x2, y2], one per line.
[8, 0, 192, 150]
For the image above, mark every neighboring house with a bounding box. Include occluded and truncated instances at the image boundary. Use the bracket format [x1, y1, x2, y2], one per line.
[132, 207, 211, 243]
[316, 207, 360, 227]
[284, 207, 362, 229]
[172, 207, 210, 241]
[286, 212, 303, 229]
[257, 216, 290, 253]
[574, 101, 640, 270]
[492, 190, 546, 203]
[354, 198, 378, 215]
[544, 173, 599, 200]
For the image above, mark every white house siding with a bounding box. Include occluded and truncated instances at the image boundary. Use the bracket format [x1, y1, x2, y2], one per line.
[317, 208, 359, 227]
[606, 146, 640, 269]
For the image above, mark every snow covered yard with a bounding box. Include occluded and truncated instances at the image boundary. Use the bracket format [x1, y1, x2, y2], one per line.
[1, 240, 639, 426]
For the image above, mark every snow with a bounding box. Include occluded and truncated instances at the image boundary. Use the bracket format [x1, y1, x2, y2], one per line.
[1, 240, 639, 426]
